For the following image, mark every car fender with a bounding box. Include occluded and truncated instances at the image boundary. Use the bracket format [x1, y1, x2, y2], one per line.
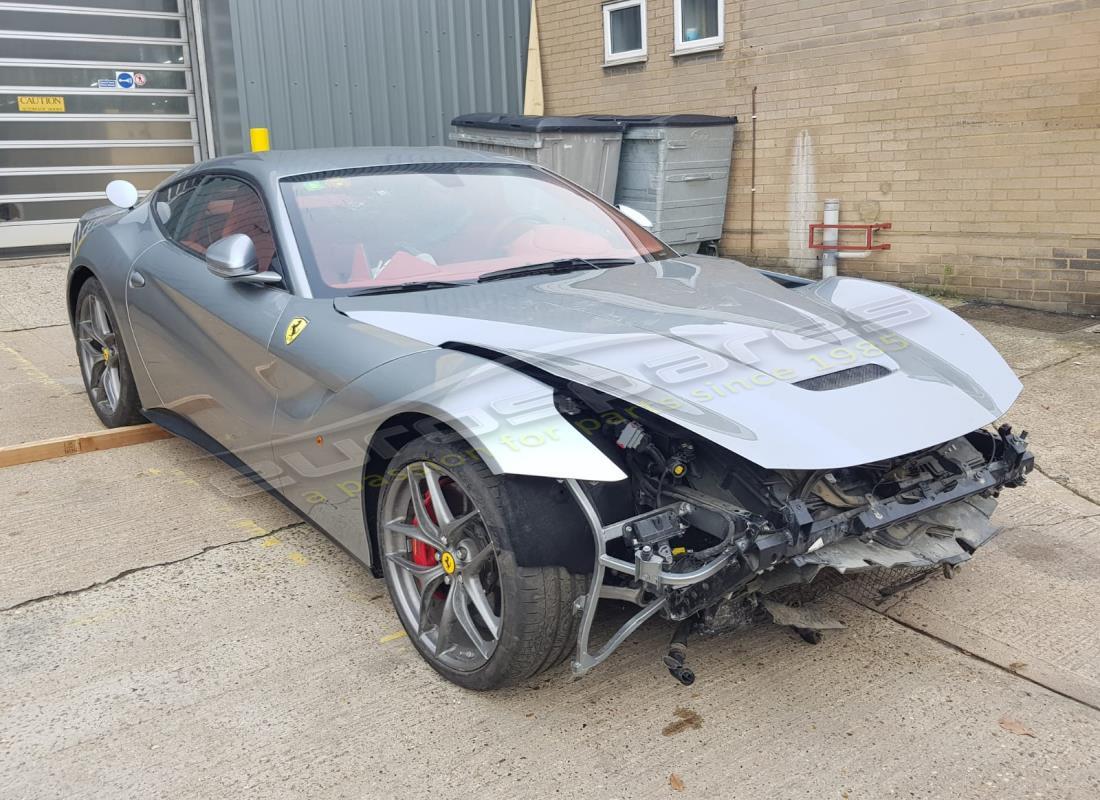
[68, 203, 166, 408]
[362, 349, 627, 480]
[267, 347, 626, 566]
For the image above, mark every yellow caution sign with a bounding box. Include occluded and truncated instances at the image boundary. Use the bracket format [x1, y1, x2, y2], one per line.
[18, 96, 65, 113]
[284, 316, 308, 345]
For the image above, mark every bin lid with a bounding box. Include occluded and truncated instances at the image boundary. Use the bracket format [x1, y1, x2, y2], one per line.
[451, 113, 625, 133]
[587, 113, 737, 128]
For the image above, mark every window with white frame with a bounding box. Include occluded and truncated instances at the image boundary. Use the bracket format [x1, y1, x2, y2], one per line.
[603, 0, 647, 64]
[674, 0, 724, 53]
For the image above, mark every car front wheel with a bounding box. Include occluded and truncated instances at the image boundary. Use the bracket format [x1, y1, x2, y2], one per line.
[73, 277, 144, 428]
[377, 435, 588, 690]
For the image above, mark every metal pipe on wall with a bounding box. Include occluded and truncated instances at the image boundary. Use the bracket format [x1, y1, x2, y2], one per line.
[749, 86, 757, 252]
[821, 198, 840, 278]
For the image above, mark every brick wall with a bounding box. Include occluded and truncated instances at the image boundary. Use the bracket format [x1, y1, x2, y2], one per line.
[538, 0, 1100, 314]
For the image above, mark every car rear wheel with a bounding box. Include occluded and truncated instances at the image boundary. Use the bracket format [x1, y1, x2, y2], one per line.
[74, 278, 144, 428]
[378, 436, 587, 690]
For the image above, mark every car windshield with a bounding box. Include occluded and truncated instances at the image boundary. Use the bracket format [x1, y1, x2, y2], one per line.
[280, 163, 673, 297]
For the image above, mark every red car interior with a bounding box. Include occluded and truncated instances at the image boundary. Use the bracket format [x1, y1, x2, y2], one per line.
[178, 190, 277, 272]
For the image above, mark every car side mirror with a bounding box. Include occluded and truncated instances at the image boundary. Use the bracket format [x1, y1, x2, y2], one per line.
[205, 234, 281, 285]
[106, 179, 139, 210]
[617, 204, 653, 229]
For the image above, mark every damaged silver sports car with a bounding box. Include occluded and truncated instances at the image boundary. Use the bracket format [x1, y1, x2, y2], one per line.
[68, 148, 1033, 689]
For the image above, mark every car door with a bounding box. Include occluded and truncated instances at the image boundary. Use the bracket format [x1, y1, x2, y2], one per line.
[126, 173, 290, 466]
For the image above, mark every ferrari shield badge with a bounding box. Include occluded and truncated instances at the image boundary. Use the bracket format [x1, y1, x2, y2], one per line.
[285, 316, 309, 345]
[440, 551, 456, 575]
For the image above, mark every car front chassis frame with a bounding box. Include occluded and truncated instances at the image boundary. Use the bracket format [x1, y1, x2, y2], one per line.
[563, 425, 1034, 682]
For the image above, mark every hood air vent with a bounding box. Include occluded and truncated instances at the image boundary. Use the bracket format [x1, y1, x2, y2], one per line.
[794, 363, 892, 391]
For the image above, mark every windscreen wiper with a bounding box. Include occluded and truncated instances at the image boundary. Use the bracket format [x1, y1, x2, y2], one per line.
[478, 257, 636, 283]
[347, 280, 473, 297]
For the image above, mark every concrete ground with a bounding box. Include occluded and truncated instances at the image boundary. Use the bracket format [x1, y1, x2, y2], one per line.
[2, 258, 1099, 799]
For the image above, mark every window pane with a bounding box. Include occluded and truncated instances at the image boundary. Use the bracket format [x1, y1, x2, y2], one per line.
[0, 66, 187, 91]
[680, 0, 718, 42]
[0, 38, 184, 64]
[1, 94, 189, 115]
[0, 119, 193, 142]
[154, 176, 199, 237]
[170, 177, 275, 270]
[0, 170, 173, 195]
[0, 145, 194, 169]
[609, 6, 642, 54]
[0, 198, 107, 223]
[27, 0, 180, 11]
[0, 10, 181, 39]
[282, 164, 669, 297]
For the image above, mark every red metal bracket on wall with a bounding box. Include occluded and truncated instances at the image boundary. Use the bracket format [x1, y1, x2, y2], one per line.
[808, 222, 892, 251]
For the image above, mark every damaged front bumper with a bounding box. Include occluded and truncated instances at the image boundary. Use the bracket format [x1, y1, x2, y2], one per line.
[565, 427, 1034, 678]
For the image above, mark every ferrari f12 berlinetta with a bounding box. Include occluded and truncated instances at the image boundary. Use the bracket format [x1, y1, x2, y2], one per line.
[68, 148, 1033, 689]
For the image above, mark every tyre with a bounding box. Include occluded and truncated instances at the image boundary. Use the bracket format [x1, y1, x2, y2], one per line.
[73, 277, 144, 428]
[377, 435, 588, 690]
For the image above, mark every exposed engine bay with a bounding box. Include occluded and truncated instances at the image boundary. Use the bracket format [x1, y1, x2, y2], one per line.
[555, 388, 1035, 684]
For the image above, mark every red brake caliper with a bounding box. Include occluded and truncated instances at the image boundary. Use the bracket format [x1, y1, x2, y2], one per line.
[410, 490, 438, 567]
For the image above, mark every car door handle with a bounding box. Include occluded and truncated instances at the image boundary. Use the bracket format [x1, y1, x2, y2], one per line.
[129, 271, 146, 288]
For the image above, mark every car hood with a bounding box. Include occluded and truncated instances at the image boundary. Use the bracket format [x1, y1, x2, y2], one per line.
[334, 256, 1021, 469]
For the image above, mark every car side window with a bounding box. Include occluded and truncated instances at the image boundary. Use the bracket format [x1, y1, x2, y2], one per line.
[163, 176, 278, 273]
[153, 176, 201, 240]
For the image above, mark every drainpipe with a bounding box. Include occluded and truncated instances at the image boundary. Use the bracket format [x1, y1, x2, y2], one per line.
[749, 86, 757, 252]
[820, 198, 840, 279]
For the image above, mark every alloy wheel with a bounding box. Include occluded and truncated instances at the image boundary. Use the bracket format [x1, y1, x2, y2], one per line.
[76, 293, 122, 416]
[380, 461, 503, 672]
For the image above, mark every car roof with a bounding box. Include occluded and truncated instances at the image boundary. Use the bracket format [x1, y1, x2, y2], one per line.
[180, 146, 525, 183]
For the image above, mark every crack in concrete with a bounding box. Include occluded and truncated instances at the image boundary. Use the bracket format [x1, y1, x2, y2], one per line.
[840, 594, 1100, 715]
[5, 510, 1100, 719]
[0, 323, 68, 334]
[1008, 512, 1100, 530]
[1033, 465, 1100, 508]
[0, 521, 305, 614]
[1015, 348, 1094, 379]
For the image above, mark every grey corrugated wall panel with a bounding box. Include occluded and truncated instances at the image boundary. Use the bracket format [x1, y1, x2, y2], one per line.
[200, 0, 531, 156]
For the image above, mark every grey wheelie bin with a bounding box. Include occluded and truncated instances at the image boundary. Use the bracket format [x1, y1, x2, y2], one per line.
[590, 114, 737, 252]
[450, 113, 625, 202]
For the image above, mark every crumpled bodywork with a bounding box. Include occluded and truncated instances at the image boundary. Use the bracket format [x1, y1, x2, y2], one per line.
[758, 494, 1002, 595]
[797, 495, 1000, 572]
